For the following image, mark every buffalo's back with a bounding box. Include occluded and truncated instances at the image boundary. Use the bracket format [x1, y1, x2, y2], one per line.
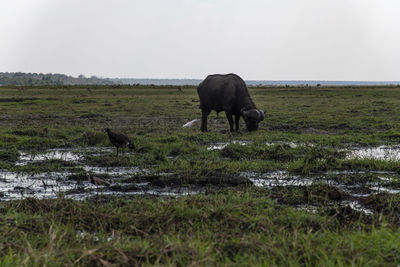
[197, 73, 248, 114]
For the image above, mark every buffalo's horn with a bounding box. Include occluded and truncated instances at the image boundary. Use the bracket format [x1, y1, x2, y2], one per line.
[258, 110, 265, 121]
[240, 107, 248, 117]
[251, 109, 264, 122]
[242, 108, 264, 121]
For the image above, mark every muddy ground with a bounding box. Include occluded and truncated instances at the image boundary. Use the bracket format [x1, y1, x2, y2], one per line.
[2, 143, 400, 219]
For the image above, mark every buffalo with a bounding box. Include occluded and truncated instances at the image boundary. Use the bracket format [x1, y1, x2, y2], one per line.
[197, 73, 264, 132]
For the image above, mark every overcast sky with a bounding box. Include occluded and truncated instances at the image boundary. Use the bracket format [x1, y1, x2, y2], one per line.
[1, 0, 399, 80]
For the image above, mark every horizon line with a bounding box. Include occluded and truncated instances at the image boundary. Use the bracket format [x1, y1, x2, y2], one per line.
[1, 71, 399, 83]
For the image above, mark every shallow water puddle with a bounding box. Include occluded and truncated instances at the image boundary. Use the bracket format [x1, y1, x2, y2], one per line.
[209, 143, 400, 162]
[68, 190, 200, 201]
[242, 170, 400, 194]
[5, 145, 400, 204]
[342, 200, 374, 215]
[265, 141, 299, 148]
[0, 147, 160, 200]
[241, 171, 315, 187]
[83, 166, 150, 176]
[0, 170, 76, 200]
[74, 187, 200, 199]
[207, 141, 251, 150]
[369, 185, 400, 194]
[242, 170, 400, 214]
[346, 145, 400, 161]
[207, 141, 303, 150]
[0, 167, 198, 200]
[16, 147, 127, 166]
[3, 147, 199, 200]
[17, 150, 82, 166]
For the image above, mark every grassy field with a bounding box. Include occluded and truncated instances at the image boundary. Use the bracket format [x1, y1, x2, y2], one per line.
[1, 85, 400, 265]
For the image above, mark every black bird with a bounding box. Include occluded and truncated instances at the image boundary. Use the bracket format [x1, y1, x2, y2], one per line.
[103, 128, 135, 156]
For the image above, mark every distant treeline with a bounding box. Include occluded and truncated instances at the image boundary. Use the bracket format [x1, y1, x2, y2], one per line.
[0, 72, 114, 86]
[1, 72, 400, 86]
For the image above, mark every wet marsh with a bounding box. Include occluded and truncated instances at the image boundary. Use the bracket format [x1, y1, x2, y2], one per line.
[2, 85, 400, 265]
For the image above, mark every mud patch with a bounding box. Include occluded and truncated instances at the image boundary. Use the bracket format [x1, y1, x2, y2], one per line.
[5, 146, 400, 210]
[66, 186, 202, 201]
[0, 168, 205, 201]
[2, 147, 221, 200]
[142, 172, 250, 187]
[0, 147, 159, 200]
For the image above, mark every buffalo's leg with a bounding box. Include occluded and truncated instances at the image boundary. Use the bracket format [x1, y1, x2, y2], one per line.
[234, 115, 240, 131]
[225, 111, 234, 132]
[201, 109, 210, 132]
[116, 147, 119, 157]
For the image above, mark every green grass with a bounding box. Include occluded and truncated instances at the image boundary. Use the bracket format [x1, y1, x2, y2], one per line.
[1, 190, 400, 266]
[2, 85, 400, 149]
[2, 84, 400, 265]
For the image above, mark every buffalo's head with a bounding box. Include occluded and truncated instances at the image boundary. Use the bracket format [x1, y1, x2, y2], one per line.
[241, 108, 265, 131]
